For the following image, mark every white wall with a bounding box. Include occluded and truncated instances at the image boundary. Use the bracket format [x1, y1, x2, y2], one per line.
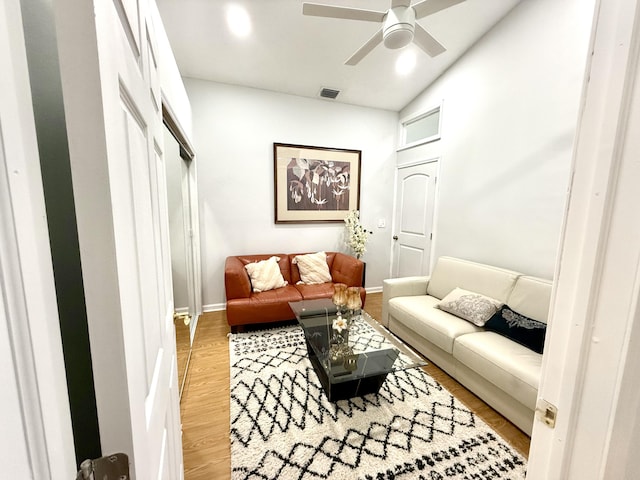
[185, 79, 398, 309]
[399, 0, 594, 279]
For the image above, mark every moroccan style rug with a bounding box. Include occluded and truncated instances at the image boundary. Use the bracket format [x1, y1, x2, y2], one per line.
[229, 325, 526, 480]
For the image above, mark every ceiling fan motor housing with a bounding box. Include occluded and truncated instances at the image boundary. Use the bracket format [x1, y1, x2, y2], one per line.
[383, 6, 416, 49]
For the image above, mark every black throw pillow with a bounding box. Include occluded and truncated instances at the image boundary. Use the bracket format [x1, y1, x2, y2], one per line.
[485, 305, 547, 354]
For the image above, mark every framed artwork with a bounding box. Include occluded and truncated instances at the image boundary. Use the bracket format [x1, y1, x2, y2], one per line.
[274, 143, 361, 223]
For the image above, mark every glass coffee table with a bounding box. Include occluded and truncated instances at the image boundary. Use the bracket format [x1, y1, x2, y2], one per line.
[289, 298, 426, 402]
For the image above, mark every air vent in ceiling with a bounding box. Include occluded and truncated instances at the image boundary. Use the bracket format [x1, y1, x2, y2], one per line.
[319, 87, 340, 99]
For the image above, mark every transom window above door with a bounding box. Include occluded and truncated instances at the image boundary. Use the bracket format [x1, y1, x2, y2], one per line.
[399, 105, 441, 150]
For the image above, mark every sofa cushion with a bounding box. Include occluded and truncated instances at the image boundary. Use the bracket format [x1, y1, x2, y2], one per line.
[292, 251, 332, 284]
[329, 252, 364, 287]
[507, 276, 552, 323]
[295, 282, 335, 300]
[427, 256, 520, 302]
[436, 287, 503, 327]
[453, 331, 541, 410]
[485, 305, 547, 354]
[244, 256, 288, 292]
[226, 285, 303, 326]
[388, 295, 481, 354]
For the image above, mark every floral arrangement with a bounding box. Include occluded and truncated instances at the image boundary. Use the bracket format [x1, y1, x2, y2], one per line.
[344, 210, 369, 259]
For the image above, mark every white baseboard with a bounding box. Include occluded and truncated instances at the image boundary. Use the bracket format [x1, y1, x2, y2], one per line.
[203, 302, 226, 312]
[365, 286, 382, 294]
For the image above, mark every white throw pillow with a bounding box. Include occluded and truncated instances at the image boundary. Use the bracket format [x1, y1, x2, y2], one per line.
[436, 287, 504, 327]
[244, 256, 287, 293]
[292, 251, 332, 285]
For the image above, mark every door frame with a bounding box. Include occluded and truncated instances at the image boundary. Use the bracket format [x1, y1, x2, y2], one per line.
[527, 0, 640, 476]
[390, 158, 440, 279]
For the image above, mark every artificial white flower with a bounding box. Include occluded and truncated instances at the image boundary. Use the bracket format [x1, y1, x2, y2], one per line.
[333, 316, 348, 333]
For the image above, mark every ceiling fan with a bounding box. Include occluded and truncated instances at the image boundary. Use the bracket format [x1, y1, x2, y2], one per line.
[302, 0, 465, 65]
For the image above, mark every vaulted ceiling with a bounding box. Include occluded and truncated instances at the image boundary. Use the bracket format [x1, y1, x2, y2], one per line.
[156, 0, 521, 111]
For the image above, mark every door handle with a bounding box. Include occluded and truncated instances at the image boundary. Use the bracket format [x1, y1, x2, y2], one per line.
[393, 235, 398, 240]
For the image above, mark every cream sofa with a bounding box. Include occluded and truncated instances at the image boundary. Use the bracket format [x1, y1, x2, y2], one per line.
[382, 256, 552, 435]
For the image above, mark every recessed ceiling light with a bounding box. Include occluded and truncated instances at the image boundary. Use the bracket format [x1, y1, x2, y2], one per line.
[395, 50, 416, 75]
[226, 4, 251, 38]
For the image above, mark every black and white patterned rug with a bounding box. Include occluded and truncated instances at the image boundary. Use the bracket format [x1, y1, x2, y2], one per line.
[229, 325, 526, 480]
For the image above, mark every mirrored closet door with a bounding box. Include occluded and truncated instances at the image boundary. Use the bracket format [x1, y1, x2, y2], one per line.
[163, 121, 201, 400]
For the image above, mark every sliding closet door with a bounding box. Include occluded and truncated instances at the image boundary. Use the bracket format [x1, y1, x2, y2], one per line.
[54, 0, 182, 478]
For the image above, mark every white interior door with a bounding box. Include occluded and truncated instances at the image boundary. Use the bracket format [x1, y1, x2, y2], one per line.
[392, 161, 438, 277]
[54, 0, 182, 478]
[0, 0, 75, 477]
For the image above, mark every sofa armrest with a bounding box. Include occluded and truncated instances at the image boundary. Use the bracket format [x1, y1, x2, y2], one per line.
[330, 252, 364, 287]
[224, 256, 252, 300]
[381, 276, 430, 326]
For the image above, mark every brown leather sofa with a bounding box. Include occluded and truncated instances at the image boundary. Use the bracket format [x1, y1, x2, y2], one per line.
[225, 252, 366, 330]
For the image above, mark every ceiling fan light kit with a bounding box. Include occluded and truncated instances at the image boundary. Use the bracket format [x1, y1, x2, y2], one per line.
[303, 0, 465, 65]
[225, 4, 252, 38]
[383, 6, 415, 49]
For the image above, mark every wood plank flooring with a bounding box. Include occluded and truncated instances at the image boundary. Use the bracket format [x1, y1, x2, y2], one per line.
[180, 292, 530, 479]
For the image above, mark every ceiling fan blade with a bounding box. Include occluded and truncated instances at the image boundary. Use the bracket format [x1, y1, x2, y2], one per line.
[391, 0, 411, 7]
[412, 0, 465, 19]
[345, 29, 383, 65]
[413, 23, 446, 57]
[303, 3, 386, 22]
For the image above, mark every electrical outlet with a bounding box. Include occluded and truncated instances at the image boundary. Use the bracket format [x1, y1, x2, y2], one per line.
[377, 219, 386, 228]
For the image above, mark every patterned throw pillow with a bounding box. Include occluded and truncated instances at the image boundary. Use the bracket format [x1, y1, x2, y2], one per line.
[244, 256, 287, 293]
[436, 287, 504, 327]
[485, 305, 547, 354]
[293, 251, 332, 284]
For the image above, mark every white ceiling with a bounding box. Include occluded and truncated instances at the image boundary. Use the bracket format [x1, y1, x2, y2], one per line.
[156, 0, 521, 112]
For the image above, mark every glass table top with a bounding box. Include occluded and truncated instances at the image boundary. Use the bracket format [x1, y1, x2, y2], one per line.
[289, 298, 426, 384]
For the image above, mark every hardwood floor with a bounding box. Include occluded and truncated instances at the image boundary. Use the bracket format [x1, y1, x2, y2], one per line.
[180, 292, 530, 479]
[180, 309, 231, 480]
